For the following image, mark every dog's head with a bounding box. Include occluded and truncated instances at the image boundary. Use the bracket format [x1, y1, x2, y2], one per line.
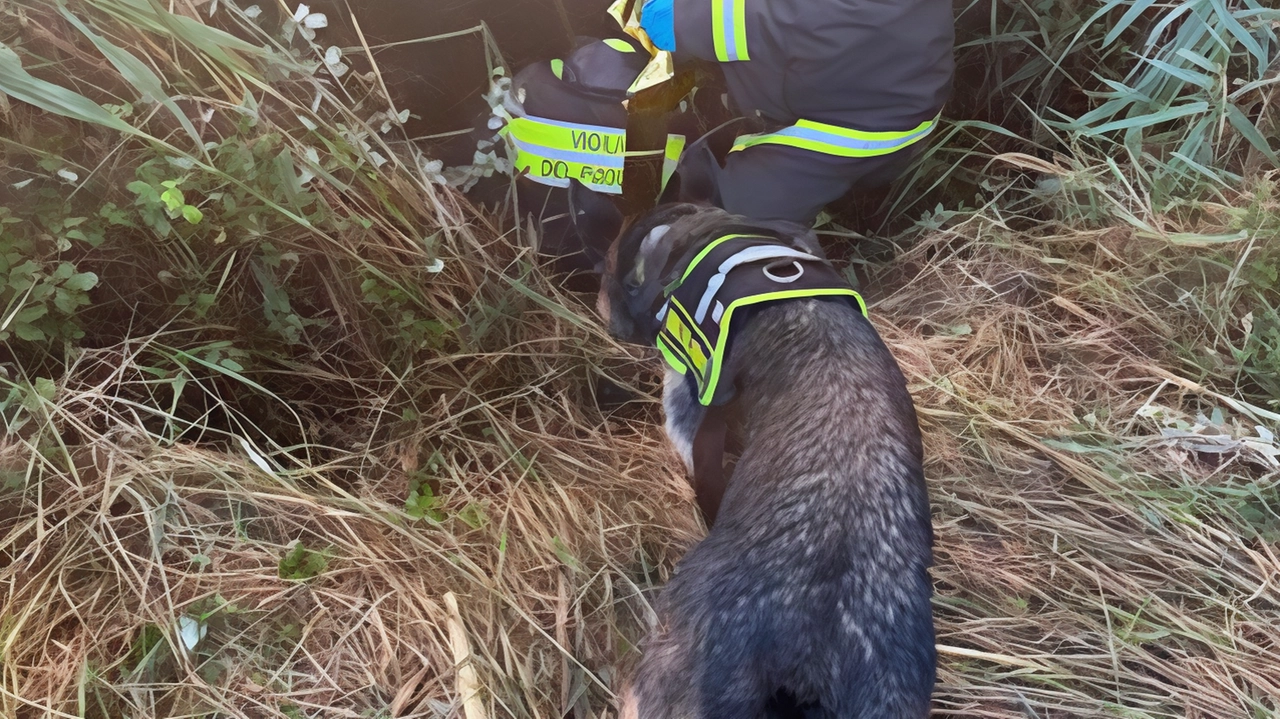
[568, 141, 825, 344]
[567, 141, 723, 343]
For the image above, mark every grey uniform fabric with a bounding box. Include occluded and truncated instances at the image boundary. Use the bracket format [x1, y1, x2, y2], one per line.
[717, 138, 922, 224]
[671, 0, 955, 223]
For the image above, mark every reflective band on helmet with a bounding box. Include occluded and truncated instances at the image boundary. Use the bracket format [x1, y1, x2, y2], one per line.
[660, 133, 686, 192]
[712, 0, 749, 62]
[603, 38, 637, 52]
[731, 117, 938, 158]
[503, 115, 627, 194]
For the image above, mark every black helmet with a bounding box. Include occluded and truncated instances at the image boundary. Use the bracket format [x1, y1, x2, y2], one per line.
[558, 36, 649, 101]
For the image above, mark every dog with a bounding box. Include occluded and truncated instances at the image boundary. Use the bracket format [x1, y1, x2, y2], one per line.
[567, 143, 936, 718]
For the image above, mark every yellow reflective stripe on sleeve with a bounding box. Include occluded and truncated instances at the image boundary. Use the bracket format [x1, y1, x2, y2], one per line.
[549, 58, 564, 79]
[712, 0, 750, 62]
[660, 133, 686, 192]
[504, 116, 627, 194]
[731, 117, 938, 158]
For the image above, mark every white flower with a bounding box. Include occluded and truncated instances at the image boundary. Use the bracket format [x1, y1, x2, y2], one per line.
[285, 4, 327, 42]
[323, 46, 348, 78]
[56, 169, 78, 183]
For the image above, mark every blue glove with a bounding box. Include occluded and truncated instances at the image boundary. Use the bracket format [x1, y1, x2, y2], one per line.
[640, 0, 676, 52]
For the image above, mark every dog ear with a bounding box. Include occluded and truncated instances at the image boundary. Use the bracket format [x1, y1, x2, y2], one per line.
[658, 139, 722, 207]
[626, 224, 674, 289]
[568, 179, 624, 268]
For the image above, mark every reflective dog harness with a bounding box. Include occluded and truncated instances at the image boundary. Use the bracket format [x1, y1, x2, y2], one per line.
[655, 233, 867, 406]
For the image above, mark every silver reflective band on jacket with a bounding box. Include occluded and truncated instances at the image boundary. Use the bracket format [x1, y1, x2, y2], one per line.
[731, 117, 938, 158]
[713, 0, 750, 61]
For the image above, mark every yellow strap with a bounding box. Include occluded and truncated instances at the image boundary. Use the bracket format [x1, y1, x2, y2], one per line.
[660, 133, 686, 193]
[603, 38, 636, 52]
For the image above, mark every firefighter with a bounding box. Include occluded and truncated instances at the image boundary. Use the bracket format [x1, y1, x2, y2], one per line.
[492, 36, 688, 274]
[636, 0, 955, 224]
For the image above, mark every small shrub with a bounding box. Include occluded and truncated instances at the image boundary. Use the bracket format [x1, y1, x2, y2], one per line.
[278, 541, 328, 580]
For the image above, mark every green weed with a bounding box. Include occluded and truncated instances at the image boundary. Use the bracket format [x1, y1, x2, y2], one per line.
[278, 541, 329, 581]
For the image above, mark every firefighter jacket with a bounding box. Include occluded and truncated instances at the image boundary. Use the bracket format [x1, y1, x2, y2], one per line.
[664, 0, 955, 156]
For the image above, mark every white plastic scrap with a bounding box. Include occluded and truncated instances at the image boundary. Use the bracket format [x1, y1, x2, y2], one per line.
[177, 615, 208, 653]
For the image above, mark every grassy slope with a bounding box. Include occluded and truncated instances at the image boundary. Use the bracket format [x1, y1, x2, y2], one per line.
[2, 1, 1279, 718]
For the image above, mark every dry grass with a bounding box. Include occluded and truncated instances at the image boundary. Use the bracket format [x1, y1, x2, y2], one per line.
[6, 210, 1279, 719]
[872, 218, 1280, 718]
[2, 1, 1279, 718]
[0, 273, 702, 718]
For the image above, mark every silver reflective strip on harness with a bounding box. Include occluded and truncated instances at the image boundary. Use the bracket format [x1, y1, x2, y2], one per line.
[693, 246, 821, 322]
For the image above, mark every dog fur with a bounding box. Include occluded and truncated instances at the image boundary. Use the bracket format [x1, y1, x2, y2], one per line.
[568, 147, 935, 719]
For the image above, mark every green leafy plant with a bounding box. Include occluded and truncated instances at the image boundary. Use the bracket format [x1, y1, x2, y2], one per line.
[0, 204, 100, 343]
[124, 624, 169, 674]
[126, 178, 205, 237]
[278, 541, 328, 580]
[405, 472, 446, 522]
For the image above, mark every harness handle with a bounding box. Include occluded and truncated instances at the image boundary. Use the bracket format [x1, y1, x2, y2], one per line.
[762, 259, 805, 284]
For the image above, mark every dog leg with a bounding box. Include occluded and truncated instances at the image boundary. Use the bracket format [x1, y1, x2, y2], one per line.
[662, 367, 704, 476]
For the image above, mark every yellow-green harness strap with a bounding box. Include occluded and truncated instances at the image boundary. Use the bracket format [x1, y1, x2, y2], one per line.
[731, 117, 938, 158]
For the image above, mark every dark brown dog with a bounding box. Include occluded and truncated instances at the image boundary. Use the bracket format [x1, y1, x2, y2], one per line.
[567, 145, 936, 719]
